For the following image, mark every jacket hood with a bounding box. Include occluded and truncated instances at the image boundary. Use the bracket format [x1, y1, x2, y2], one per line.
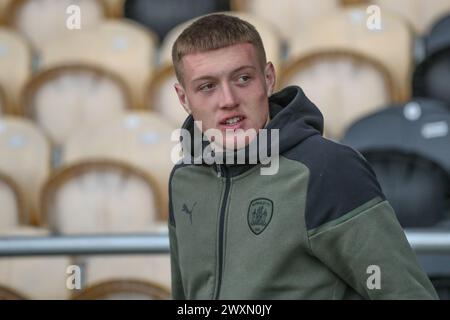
[266, 85, 323, 154]
[179, 86, 323, 164]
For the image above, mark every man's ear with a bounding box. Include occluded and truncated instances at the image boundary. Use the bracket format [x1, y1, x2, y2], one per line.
[264, 62, 276, 96]
[174, 83, 192, 114]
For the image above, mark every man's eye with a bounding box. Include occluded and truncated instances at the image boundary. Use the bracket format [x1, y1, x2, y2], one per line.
[237, 75, 251, 84]
[199, 83, 215, 91]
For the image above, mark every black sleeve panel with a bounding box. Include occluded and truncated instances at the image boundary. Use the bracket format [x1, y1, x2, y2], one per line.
[284, 135, 386, 231]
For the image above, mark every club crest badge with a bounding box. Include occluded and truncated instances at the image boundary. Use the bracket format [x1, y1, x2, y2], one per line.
[247, 198, 273, 235]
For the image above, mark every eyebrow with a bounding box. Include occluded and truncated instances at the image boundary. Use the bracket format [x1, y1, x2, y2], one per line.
[191, 65, 256, 83]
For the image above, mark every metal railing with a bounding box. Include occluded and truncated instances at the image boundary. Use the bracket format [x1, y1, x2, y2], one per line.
[0, 229, 449, 257]
[0, 233, 169, 257]
[405, 230, 450, 254]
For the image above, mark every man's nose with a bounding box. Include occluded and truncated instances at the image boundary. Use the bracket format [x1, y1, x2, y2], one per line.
[218, 83, 238, 109]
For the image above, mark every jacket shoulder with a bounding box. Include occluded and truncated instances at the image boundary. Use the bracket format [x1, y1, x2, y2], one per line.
[283, 135, 386, 231]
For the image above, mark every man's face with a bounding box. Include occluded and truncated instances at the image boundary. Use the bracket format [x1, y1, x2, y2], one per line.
[174, 43, 276, 150]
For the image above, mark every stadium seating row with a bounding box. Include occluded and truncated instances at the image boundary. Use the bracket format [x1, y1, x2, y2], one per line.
[0, 7, 449, 228]
[3, 0, 449, 42]
[0, 0, 449, 299]
[0, 120, 173, 298]
[0, 7, 428, 138]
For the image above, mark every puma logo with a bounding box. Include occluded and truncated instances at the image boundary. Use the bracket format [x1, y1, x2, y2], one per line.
[182, 202, 196, 224]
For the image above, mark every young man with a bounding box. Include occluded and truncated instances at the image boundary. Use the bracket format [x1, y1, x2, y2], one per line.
[168, 13, 438, 299]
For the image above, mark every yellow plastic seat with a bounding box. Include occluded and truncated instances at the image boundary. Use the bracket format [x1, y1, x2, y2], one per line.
[288, 6, 414, 101]
[0, 116, 51, 225]
[4, 0, 109, 52]
[0, 0, 13, 25]
[373, 0, 450, 34]
[40, 160, 170, 297]
[62, 111, 178, 219]
[0, 84, 7, 115]
[103, 0, 124, 17]
[40, 20, 158, 109]
[280, 50, 395, 140]
[20, 64, 132, 147]
[41, 160, 163, 232]
[72, 279, 170, 300]
[0, 172, 25, 229]
[0, 226, 72, 299]
[0, 27, 32, 112]
[0, 284, 27, 300]
[231, 0, 342, 42]
[146, 65, 188, 127]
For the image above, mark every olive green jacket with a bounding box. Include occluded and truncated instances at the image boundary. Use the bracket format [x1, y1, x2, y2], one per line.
[168, 86, 438, 300]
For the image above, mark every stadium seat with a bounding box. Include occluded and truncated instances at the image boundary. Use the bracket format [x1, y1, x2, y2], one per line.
[372, 0, 450, 34]
[40, 20, 158, 109]
[413, 48, 450, 109]
[231, 0, 341, 43]
[422, 13, 450, 59]
[0, 172, 24, 230]
[41, 160, 163, 232]
[124, 0, 230, 41]
[0, 84, 7, 115]
[413, 14, 450, 107]
[0, 284, 27, 300]
[0, 27, 32, 113]
[280, 50, 395, 140]
[103, 0, 125, 17]
[0, 116, 51, 225]
[0, 176, 22, 223]
[3, 0, 109, 52]
[0, 0, 13, 25]
[40, 160, 171, 298]
[341, 98, 450, 227]
[69, 254, 171, 300]
[62, 111, 178, 219]
[72, 279, 170, 300]
[146, 66, 188, 127]
[288, 6, 413, 101]
[429, 276, 450, 300]
[0, 226, 72, 299]
[19, 64, 132, 147]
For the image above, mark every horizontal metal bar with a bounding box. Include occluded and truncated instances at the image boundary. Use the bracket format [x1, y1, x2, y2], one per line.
[0, 230, 449, 257]
[0, 233, 170, 257]
[405, 230, 450, 254]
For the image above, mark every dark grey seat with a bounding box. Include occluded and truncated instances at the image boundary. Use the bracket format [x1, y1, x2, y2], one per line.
[413, 14, 450, 107]
[123, 0, 230, 41]
[341, 98, 450, 228]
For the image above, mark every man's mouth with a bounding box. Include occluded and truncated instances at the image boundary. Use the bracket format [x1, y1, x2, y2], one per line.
[223, 116, 243, 125]
[219, 116, 245, 129]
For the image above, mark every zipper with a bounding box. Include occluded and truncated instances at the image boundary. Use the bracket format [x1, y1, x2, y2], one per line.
[216, 163, 222, 178]
[213, 164, 230, 300]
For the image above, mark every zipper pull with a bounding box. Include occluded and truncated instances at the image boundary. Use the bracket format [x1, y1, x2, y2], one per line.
[216, 164, 221, 178]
